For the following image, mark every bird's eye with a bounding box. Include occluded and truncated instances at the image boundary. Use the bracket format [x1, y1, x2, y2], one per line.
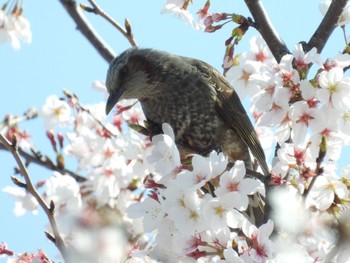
[119, 65, 129, 79]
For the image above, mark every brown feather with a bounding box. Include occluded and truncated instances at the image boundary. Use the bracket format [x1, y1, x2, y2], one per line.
[190, 58, 270, 176]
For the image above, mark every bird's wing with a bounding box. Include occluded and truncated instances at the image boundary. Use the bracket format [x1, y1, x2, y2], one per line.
[215, 81, 269, 176]
[192, 59, 269, 176]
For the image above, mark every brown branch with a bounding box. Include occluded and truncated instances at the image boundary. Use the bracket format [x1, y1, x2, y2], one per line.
[59, 0, 116, 63]
[0, 143, 86, 182]
[0, 134, 69, 262]
[244, 0, 290, 63]
[83, 0, 138, 48]
[303, 136, 327, 198]
[306, 0, 349, 53]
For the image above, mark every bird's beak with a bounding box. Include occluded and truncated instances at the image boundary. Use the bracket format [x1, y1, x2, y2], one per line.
[105, 88, 124, 115]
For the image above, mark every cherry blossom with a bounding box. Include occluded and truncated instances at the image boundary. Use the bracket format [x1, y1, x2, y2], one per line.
[165, 189, 204, 232]
[161, 0, 200, 29]
[257, 86, 290, 127]
[337, 108, 350, 137]
[216, 161, 262, 211]
[241, 35, 275, 65]
[0, 9, 32, 50]
[45, 172, 82, 213]
[331, 54, 350, 69]
[306, 165, 349, 211]
[202, 193, 241, 231]
[147, 123, 181, 175]
[183, 151, 227, 188]
[6, 249, 51, 263]
[2, 186, 38, 216]
[0, 243, 13, 258]
[293, 44, 322, 67]
[226, 60, 263, 99]
[121, 102, 146, 124]
[243, 220, 274, 262]
[317, 67, 350, 111]
[289, 101, 325, 145]
[319, 0, 350, 26]
[127, 196, 165, 233]
[308, 107, 344, 161]
[41, 95, 72, 129]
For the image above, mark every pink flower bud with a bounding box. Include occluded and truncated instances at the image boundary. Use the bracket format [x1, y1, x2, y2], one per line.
[203, 15, 213, 26]
[46, 130, 57, 152]
[57, 132, 64, 149]
[212, 12, 227, 22]
[204, 24, 222, 33]
[0, 243, 14, 256]
[323, 58, 337, 71]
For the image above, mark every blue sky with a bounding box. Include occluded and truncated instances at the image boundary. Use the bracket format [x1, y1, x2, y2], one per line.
[0, 0, 344, 261]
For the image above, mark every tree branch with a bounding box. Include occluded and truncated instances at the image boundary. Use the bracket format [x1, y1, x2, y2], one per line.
[0, 143, 86, 182]
[0, 134, 69, 262]
[83, 0, 138, 48]
[303, 136, 327, 198]
[306, 0, 349, 53]
[59, 0, 116, 63]
[244, 0, 290, 63]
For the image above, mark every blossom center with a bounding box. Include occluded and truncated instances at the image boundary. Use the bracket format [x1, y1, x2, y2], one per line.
[189, 210, 199, 220]
[256, 52, 266, 62]
[227, 182, 239, 191]
[328, 84, 338, 94]
[214, 205, 225, 217]
[54, 107, 63, 117]
[297, 113, 314, 126]
[343, 112, 350, 120]
[241, 70, 251, 81]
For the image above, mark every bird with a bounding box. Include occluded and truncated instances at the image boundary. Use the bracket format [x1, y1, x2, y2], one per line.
[105, 48, 269, 177]
[105, 48, 270, 225]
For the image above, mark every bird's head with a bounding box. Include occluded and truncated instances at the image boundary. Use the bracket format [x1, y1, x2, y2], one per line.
[105, 48, 166, 115]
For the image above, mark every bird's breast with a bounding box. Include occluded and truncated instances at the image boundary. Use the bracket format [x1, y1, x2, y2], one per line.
[140, 90, 219, 153]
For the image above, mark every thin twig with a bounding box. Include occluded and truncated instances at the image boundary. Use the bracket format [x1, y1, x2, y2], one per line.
[79, 104, 117, 137]
[341, 25, 348, 45]
[63, 89, 117, 138]
[306, 0, 349, 53]
[0, 143, 86, 182]
[1, 108, 86, 182]
[83, 0, 138, 48]
[0, 134, 69, 262]
[59, 0, 116, 63]
[244, 0, 290, 63]
[1, 108, 38, 129]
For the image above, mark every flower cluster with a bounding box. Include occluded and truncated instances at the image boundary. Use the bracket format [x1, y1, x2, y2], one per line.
[0, 1, 31, 50]
[127, 132, 272, 262]
[225, 36, 350, 260]
[161, 0, 350, 31]
[229, 35, 350, 187]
